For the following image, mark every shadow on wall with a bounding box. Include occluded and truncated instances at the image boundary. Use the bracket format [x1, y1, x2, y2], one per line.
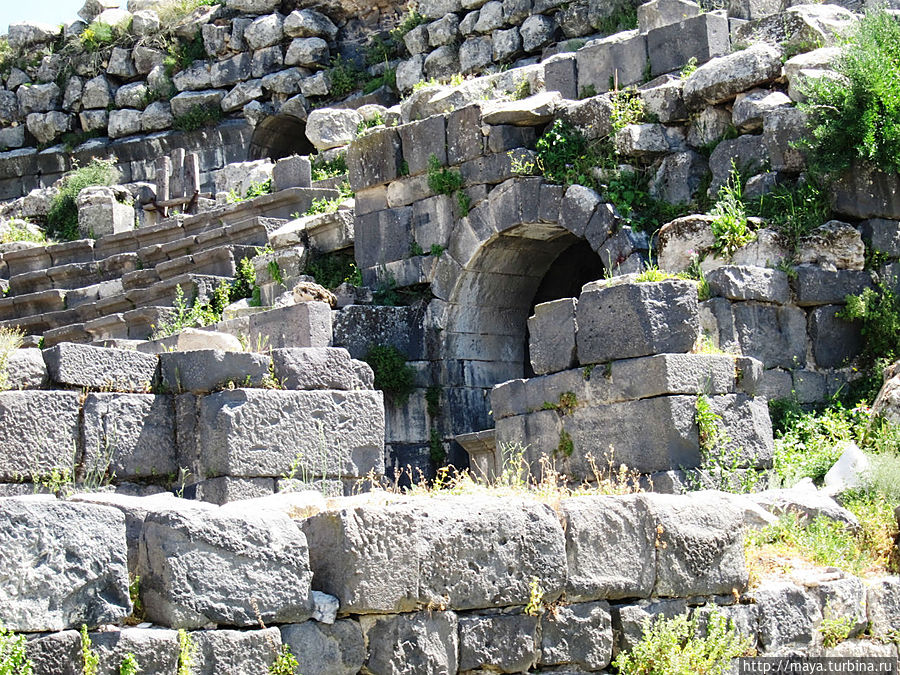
[248, 114, 316, 161]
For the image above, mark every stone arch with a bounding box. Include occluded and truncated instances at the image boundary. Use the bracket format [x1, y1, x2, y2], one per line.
[248, 114, 315, 161]
[431, 177, 612, 438]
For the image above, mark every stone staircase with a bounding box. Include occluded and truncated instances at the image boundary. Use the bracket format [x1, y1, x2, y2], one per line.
[0, 186, 338, 345]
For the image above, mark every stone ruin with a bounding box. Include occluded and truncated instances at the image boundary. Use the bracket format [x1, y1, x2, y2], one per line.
[0, 0, 898, 670]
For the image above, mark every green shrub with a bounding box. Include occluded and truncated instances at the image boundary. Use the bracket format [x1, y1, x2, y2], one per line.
[328, 55, 364, 99]
[118, 654, 138, 675]
[79, 22, 119, 52]
[306, 251, 361, 289]
[163, 31, 207, 76]
[426, 154, 463, 195]
[176, 630, 195, 675]
[801, 10, 900, 175]
[150, 283, 231, 339]
[363, 344, 416, 404]
[0, 39, 12, 75]
[269, 645, 298, 675]
[594, 5, 638, 35]
[745, 178, 831, 254]
[172, 104, 223, 132]
[613, 612, 750, 675]
[81, 625, 99, 675]
[1, 221, 46, 245]
[609, 89, 645, 133]
[230, 256, 257, 304]
[46, 158, 120, 241]
[709, 166, 754, 256]
[840, 279, 900, 370]
[311, 154, 347, 181]
[0, 624, 33, 675]
[0, 327, 24, 392]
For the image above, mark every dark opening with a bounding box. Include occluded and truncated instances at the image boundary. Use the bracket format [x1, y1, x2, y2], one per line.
[248, 114, 315, 161]
[524, 239, 607, 378]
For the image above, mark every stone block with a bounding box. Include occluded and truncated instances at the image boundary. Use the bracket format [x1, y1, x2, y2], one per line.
[194, 389, 384, 479]
[76, 186, 135, 238]
[362, 611, 458, 674]
[82, 393, 176, 480]
[612, 598, 690, 652]
[189, 476, 275, 504]
[301, 496, 567, 613]
[682, 43, 782, 109]
[544, 53, 578, 100]
[88, 627, 179, 674]
[639, 0, 701, 32]
[560, 495, 656, 601]
[139, 506, 313, 628]
[447, 103, 483, 165]
[796, 220, 864, 271]
[576, 30, 647, 95]
[193, 628, 281, 675]
[528, 298, 577, 375]
[808, 305, 863, 369]
[732, 301, 807, 369]
[706, 265, 790, 303]
[0, 391, 81, 481]
[348, 126, 402, 192]
[834, 164, 900, 221]
[576, 279, 699, 363]
[271, 347, 374, 390]
[458, 612, 540, 672]
[866, 576, 900, 642]
[540, 600, 613, 670]
[25, 630, 81, 675]
[6, 348, 49, 389]
[600, 353, 738, 402]
[273, 155, 312, 191]
[281, 620, 366, 675]
[159, 349, 271, 394]
[332, 305, 426, 361]
[860, 218, 900, 257]
[647, 12, 729, 79]
[752, 581, 821, 652]
[639, 74, 689, 123]
[792, 267, 872, 307]
[247, 301, 333, 349]
[44, 343, 159, 391]
[0, 497, 130, 631]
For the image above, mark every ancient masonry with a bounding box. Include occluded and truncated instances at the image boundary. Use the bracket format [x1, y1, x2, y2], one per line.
[0, 0, 898, 670]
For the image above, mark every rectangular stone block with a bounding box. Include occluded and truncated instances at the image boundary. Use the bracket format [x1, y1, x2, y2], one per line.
[354, 207, 413, 269]
[347, 126, 402, 192]
[647, 12, 729, 79]
[159, 349, 272, 394]
[576, 30, 648, 95]
[0, 497, 131, 631]
[576, 279, 700, 364]
[332, 305, 427, 361]
[447, 103, 483, 166]
[43, 343, 160, 392]
[272, 155, 311, 191]
[808, 304, 863, 369]
[139, 506, 313, 628]
[0, 391, 81, 481]
[544, 53, 578, 100]
[194, 389, 385, 479]
[189, 476, 275, 504]
[792, 267, 873, 307]
[706, 264, 790, 303]
[247, 301, 333, 350]
[301, 496, 567, 613]
[528, 298, 578, 375]
[459, 612, 540, 672]
[271, 347, 374, 390]
[560, 494, 657, 601]
[732, 301, 807, 369]
[82, 393, 177, 480]
[596, 353, 738, 401]
[361, 611, 458, 674]
[193, 627, 282, 675]
[540, 600, 613, 671]
[399, 114, 448, 176]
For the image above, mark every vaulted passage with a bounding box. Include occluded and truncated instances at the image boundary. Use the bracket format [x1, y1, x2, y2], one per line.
[248, 114, 315, 161]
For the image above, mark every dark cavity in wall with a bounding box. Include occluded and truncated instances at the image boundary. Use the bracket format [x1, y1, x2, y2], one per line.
[248, 114, 316, 161]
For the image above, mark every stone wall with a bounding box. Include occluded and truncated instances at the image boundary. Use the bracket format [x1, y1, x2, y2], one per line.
[0, 342, 384, 502]
[3, 489, 897, 673]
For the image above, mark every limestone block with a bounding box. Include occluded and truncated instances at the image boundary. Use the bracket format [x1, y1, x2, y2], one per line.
[544, 53, 577, 100]
[285, 37, 329, 68]
[226, 0, 279, 12]
[0, 391, 81, 481]
[170, 90, 227, 118]
[520, 14, 558, 52]
[600, 353, 738, 402]
[221, 79, 263, 112]
[576, 30, 647, 95]
[88, 627, 179, 674]
[209, 53, 252, 88]
[483, 91, 560, 126]
[644, 491, 749, 596]
[82, 393, 176, 480]
[398, 115, 448, 177]
[82, 75, 113, 109]
[639, 75, 688, 123]
[866, 576, 900, 642]
[247, 301, 333, 349]
[708, 133, 770, 195]
[682, 43, 782, 109]
[540, 601, 613, 670]
[458, 612, 540, 672]
[647, 12, 729, 79]
[159, 349, 271, 393]
[732, 301, 807, 369]
[81, 109, 110, 132]
[139, 506, 313, 628]
[108, 109, 143, 138]
[560, 495, 656, 600]
[273, 155, 312, 191]
[528, 298, 577, 375]
[7, 22, 61, 51]
[107, 47, 137, 78]
[576, 279, 699, 363]
[347, 127, 403, 192]
[132, 10, 160, 36]
[361, 611, 458, 674]
[795, 221, 864, 271]
[271, 347, 374, 390]
[44, 343, 158, 391]
[732, 88, 792, 132]
[706, 265, 790, 303]
[26, 111, 71, 145]
[192, 628, 281, 675]
[301, 496, 567, 613]
[194, 388, 384, 479]
[649, 150, 708, 205]
[0, 497, 131, 631]
[17, 82, 60, 115]
[638, 0, 701, 33]
[427, 13, 460, 47]
[614, 122, 672, 156]
[141, 101, 173, 131]
[475, 1, 504, 32]
[305, 107, 360, 151]
[425, 44, 461, 79]
[245, 13, 283, 50]
[284, 9, 338, 40]
[281, 620, 366, 675]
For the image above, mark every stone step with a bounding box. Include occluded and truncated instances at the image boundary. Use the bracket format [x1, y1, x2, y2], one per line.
[156, 244, 258, 281]
[7, 253, 140, 296]
[5, 274, 229, 342]
[137, 218, 276, 269]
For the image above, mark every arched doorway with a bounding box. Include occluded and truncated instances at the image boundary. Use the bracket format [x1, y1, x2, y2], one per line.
[248, 114, 315, 161]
